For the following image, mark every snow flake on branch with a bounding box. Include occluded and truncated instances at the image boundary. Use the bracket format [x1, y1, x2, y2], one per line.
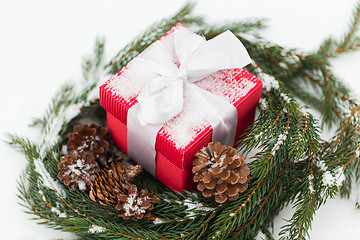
[88, 225, 106, 234]
[271, 127, 289, 156]
[261, 73, 279, 92]
[258, 98, 268, 110]
[51, 206, 68, 218]
[153, 217, 165, 224]
[308, 174, 315, 194]
[322, 167, 345, 188]
[211, 231, 222, 239]
[37, 189, 67, 217]
[316, 160, 327, 171]
[355, 148, 360, 159]
[176, 198, 214, 219]
[316, 160, 345, 188]
[280, 92, 291, 104]
[34, 158, 66, 198]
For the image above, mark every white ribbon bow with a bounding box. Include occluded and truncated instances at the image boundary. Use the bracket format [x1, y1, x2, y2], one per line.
[126, 26, 252, 176]
[136, 27, 252, 125]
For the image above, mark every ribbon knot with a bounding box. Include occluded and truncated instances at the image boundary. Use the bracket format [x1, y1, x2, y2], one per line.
[178, 68, 188, 84]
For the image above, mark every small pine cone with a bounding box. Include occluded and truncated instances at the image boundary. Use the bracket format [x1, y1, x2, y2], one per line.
[192, 142, 250, 203]
[89, 162, 142, 207]
[66, 123, 116, 168]
[115, 185, 156, 221]
[57, 150, 100, 191]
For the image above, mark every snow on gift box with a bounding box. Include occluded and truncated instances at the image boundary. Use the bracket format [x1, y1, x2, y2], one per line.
[99, 23, 262, 192]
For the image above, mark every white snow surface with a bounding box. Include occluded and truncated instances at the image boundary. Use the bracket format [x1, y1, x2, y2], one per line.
[1, 0, 360, 239]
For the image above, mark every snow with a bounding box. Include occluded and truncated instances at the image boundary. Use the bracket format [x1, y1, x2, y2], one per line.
[159, 89, 211, 148]
[316, 160, 327, 171]
[280, 92, 291, 104]
[177, 198, 214, 219]
[153, 217, 164, 224]
[211, 231, 221, 239]
[77, 180, 87, 191]
[258, 98, 268, 110]
[322, 168, 345, 188]
[195, 69, 257, 105]
[61, 145, 68, 155]
[33, 158, 66, 198]
[38, 189, 47, 202]
[1, 0, 360, 239]
[122, 193, 150, 217]
[271, 127, 289, 156]
[67, 159, 85, 176]
[308, 174, 315, 194]
[51, 207, 68, 218]
[88, 225, 106, 234]
[261, 73, 279, 91]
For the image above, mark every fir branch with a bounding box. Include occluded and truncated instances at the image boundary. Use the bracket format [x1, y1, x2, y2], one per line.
[318, 1, 360, 58]
[29, 83, 75, 129]
[279, 156, 322, 240]
[82, 37, 105, 82]
[5, 134, 39, 160]
[231, 175, 282, 240]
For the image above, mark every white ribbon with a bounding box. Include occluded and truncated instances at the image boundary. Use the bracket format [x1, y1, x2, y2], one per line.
[127, 26, 252, 175]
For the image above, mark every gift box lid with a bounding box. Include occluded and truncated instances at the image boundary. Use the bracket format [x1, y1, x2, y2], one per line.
[100, 23, 262, 170]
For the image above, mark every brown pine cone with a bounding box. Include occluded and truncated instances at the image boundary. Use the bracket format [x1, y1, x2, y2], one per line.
[89, 162, 142, 207]
[66, 123, 116, 168]
[57, 150, 100, 191]
[192, 142, 250, 203]
[115, 185, 156, 221]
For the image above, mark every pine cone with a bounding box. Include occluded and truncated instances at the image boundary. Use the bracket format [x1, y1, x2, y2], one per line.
[192, 142, 250, 203]
[66, 123, 116, 168]
[115, 185, 156, 221]
[57, 150, 100, 191]
[89, 162, 142, 207]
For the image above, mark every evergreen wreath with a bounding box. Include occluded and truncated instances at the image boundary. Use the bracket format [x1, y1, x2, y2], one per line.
[8, 2, 360, 239]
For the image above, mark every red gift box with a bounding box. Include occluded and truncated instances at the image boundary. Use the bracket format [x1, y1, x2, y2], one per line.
[99, 23, 262, 192]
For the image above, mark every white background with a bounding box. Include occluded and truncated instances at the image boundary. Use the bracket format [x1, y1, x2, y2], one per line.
[1, 0, 360, 239]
